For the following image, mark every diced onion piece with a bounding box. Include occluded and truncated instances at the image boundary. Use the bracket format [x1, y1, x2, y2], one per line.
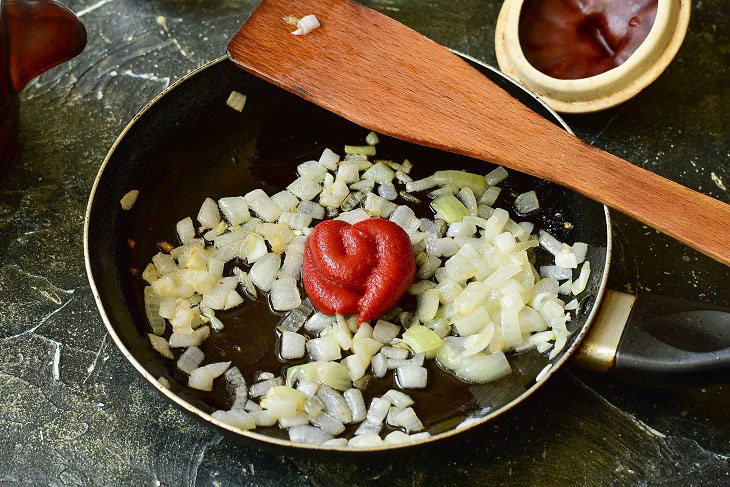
[305, 312, 335, 334]
[307, 336, 341, 361]
[479, 186, 501, 206]
[280, 331, 306, 359]
[169, 326, 210, 348]
[385, 431, 412, 444]
[405, 176, 437, 193]
[286, 174, 321, 201]
[454, 306, 491, 336]
[249, 253, 281, 292]
[366, 397, 391, 424]
[373, 320, 400, 344]
[344, 145, 376, 156]
[572, 242, 588, 264]
[322, 438, 348, 447]
[271, 190, 300, 212]
[396, 407, 424, 433]
[538, 230, 563, 256]
[316, 361, 352, 391]
[555, 248, 578, 269]
[430, 194, 469, 224]
[403, 324, 443, 355]
[149, 334, 173, 359]
[540, 265, 572, 280]
[362, 161, 395, 184]
[319, 180, 349, 208]
[270, 276, 301, 311]
[197, 198, 220, 229]
[297, 200, 325, 219]
[445, 254, 477, 281]
[176, 217, 196, 244]
[452, 281, 487, 315]
[343, 353, 369, 381]
[336, 208, 369, 224]
[485, 166, 508, 186]
[371, 353, 388, 378]
[344, 388, 367, 423]
[189, 361, 230, 391]
[317, 385, 352, 424]
[143, 287, 166, 335]
[289, 425, 333, 445]
[365, 131, 380, 145]
[297, 161, 328, 183]
[458, 187, 478, 215]
[374, 184, 395, 203]
[226, 91, 247, 112]
[408, 280, 437, 295]
[416, 289, 440, 322]
[514, 190, 540, 215]
[120, 190, 139, 210]
[572, 261, 591, 295]
[318, 148, 340, 170]
[433, 170, 485, 192]
[291, 14, 320, 36]
[244, 189, 283, 222]
[310, 411, 345, 435]
[334, 314, 354, 351]
[396, 365, 428, 389]
[349, 433, 383, 447]
[455, 352, 511, 383]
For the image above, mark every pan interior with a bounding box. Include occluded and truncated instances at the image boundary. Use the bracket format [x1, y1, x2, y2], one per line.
[86, 58, 608, 444]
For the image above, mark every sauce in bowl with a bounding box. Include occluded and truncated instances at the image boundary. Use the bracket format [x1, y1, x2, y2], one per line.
[519, 0, 658, 79]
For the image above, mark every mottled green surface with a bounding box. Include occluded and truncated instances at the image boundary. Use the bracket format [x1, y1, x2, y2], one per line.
[1, 0, 729, 485]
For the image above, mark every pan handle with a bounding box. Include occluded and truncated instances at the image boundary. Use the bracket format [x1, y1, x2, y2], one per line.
[571, 290, 730, 387]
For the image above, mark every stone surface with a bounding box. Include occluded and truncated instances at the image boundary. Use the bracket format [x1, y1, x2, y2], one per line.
[1, 0, 729, 485]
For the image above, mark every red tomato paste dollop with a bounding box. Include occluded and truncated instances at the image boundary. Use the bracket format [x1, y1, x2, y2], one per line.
[302, 219, 416, 325]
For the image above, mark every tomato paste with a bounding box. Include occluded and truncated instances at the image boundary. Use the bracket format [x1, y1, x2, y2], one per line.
[519, 0, 658, 79]
[302, 219, 416, 324]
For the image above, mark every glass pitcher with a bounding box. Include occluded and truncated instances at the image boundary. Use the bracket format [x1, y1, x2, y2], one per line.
[0, 0, 86, 183]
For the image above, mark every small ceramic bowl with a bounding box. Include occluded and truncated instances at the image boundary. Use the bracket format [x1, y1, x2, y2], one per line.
[494, 0, 691, 113]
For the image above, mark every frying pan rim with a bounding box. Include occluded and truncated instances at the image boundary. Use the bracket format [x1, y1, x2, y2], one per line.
[84, 53, 612, 452]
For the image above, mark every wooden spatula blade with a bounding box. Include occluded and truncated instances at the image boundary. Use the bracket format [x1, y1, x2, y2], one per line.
[228, 0, 730, 266]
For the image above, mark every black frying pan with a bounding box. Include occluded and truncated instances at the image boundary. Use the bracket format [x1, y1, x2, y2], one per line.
[84, 54, 730, 453]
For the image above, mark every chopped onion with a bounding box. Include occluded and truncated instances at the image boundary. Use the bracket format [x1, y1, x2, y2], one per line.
[291, 14, 320, 36]
[572, 261, 591, 295]
[396, 407, 424, 433]
[366, 397, 391, 424]
[538, 230, 562, 256]
[372, 320, 400, 344]
[226, 91, 247, 112]
[149, 334, 173, 359]
[514, 191, 540, 215]
[485, 166, 508, 186]
[395, 366, 428, 389]
[143, 287, 166, 335]
[307, 336, 341, 361]
[318, 148, 339, 170]
[431, 194, 469, 224]
[344, 389, 367, 423]
[120, 190, 139, 210]
[289, 425, 333, 445]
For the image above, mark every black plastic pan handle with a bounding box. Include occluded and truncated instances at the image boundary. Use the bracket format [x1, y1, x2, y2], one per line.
[572, 290, 730, 388]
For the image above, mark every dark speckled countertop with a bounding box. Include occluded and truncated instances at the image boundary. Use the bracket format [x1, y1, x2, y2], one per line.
[1, 0, 729, 485]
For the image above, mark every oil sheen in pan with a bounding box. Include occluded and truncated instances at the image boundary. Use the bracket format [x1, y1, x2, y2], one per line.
[110, 59, 606, 443]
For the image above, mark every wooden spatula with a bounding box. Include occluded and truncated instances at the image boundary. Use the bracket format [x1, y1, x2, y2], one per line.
[228, 0, 730, 266]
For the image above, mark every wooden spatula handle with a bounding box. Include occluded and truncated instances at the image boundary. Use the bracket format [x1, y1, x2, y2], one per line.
[228, 0, 730, 266]
[491, 132, 730, 266]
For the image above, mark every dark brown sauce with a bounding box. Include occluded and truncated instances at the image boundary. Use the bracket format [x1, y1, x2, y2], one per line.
[123, 91, 558, 440]
[519, 0, 658, 79]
